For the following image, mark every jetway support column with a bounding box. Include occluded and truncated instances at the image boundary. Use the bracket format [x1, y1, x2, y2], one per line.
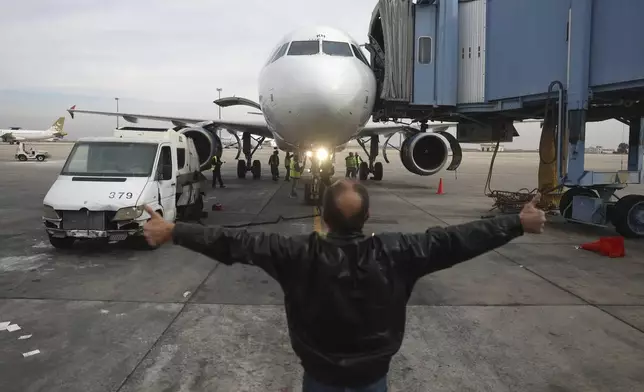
[564, 0, 593, 187]
[627, 118, 644, 179]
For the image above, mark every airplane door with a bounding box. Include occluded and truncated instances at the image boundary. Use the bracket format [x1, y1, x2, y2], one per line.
[155, 145, 177, 221]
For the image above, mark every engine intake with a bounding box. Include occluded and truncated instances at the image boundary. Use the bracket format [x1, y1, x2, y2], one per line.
[400, 132, 462, 176]
[178, 127, 222, 171]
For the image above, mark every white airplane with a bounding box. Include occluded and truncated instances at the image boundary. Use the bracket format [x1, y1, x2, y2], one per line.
[1, 117, 67, 144]
[67, 25, 523, 203]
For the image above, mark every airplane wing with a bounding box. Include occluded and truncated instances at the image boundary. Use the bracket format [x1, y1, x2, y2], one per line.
[67, 106, 274, 139]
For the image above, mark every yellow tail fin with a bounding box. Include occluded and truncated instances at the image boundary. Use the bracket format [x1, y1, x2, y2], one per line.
[51, 117, 67, 136]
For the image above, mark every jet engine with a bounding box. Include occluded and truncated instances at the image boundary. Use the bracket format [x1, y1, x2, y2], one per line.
[178, 126, 222, 171]
[400, 132, 462, 176]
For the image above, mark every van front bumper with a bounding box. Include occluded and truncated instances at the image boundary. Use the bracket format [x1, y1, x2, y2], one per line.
[45, 228, 141, 242]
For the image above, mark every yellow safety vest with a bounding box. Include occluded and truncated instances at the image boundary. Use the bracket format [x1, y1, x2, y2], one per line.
[290, 160, 301, 179]
[345, 156, 356, 168]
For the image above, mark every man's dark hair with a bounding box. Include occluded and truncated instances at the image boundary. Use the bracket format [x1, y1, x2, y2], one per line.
[322, 180, 369, 233]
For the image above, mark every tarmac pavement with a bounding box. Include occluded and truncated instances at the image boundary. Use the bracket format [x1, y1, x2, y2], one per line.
[0, 143, 643, 391]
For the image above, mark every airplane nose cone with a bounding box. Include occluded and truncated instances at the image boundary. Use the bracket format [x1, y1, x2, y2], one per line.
[280, 60, 368, 145]
[288, 64, 361, 111]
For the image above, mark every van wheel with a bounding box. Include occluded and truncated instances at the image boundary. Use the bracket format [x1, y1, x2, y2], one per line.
[130, 235, 159, 250]
[36, 155, 45, 161]
[184, 194, 204, 221]
[48, 235, 75, 249]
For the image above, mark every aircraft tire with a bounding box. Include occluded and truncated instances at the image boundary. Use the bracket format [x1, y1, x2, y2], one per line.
[304, 183, 314, 206]
[252, 160, 261, 179]
[318, 181, 327, 206]
[612, 194, 644, 238]
[359, 162, 369, 181]
[237, 160, 246, 179]
[373, 162, 383, 181]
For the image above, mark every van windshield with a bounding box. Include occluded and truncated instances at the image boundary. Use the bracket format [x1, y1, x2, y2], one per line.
[61, 142, 159, 177]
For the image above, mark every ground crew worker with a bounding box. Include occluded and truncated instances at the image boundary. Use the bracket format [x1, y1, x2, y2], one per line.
[211, 155, 225, 188]
[143, 182, 547, 392]
[269, 150, 280, 181]
[289, 155, 302, 198]
[354, 154, 363, 179]
[345, 152, 356, 178]
[284, 152, 292, 182]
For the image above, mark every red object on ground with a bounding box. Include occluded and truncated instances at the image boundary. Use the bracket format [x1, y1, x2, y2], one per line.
[437, 178, 444, 195]
[212, 203, 223, 211]
[580, 236, 625, 258]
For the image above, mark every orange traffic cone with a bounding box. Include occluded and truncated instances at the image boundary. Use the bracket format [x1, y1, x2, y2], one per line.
[580, 236, 625, 258]
[580, 239, 602, 253]
[436, 178, 444, 195]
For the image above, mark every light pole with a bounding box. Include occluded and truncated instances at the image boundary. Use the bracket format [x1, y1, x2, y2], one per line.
[216, 88, 222, 119]
[216, 88, 222, 139]
[114, 97, 120, 128]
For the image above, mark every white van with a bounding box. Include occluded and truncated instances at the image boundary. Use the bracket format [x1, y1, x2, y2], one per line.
[42, 128, 207, 249]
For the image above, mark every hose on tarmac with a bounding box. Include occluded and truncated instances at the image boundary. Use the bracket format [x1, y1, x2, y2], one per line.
[195, 206, 322, 228]
[222, 207, 321, 229]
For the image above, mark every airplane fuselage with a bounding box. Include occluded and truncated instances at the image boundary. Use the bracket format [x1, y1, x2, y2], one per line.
[0, 129, 58, 142]
[1, 117, 66, 143]
[257, 26, 376, 153]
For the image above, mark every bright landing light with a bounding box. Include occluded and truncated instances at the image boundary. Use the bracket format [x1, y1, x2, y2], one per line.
[316, 148, 329, 161]
[306, 151, 313, 158]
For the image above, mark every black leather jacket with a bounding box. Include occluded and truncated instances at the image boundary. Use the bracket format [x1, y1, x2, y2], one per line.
[172, 215, 524, 387]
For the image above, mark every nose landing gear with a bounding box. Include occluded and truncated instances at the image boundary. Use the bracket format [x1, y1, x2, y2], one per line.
[232, 132, 264, 179]
[303, 153, 334, 206]
[304, 176, 328, 206]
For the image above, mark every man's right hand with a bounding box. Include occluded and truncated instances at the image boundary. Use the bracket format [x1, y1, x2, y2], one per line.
[143, 206, 175, 246]
[519, 193, 546, 234]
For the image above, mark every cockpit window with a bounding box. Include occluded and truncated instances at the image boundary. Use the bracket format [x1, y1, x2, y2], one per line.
[287, 41, 320, 55]
[322, 41, 353, 57]
[351, 44, 370, 66]
[270, 42, 289, 63]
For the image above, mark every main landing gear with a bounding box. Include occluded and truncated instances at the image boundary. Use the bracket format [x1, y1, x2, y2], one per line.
[356, 135, 384, 181]
[232, 132, 264, 179]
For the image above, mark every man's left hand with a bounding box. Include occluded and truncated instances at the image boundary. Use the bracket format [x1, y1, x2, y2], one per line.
[519, 193, 547, 234]
[143, 205, 175, 246]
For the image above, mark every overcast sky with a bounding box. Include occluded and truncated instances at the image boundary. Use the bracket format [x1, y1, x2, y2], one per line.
[0, 0, 630, 149]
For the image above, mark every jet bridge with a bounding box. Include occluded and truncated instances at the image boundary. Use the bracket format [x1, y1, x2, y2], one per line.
[367, 0, 644, 237]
